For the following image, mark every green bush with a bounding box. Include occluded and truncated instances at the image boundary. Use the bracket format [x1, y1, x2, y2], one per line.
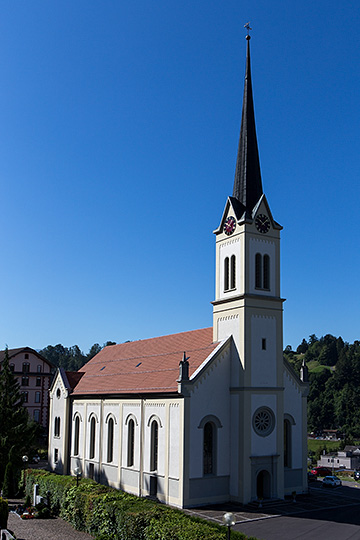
[0, 497, 9, 529]
[24, 469, 253, 540]
[2, 461, 16, 498]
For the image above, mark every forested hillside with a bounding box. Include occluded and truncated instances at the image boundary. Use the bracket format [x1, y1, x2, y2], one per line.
[284, 335, 360, 438]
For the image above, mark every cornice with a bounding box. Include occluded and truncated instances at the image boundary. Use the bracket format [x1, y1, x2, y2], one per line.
[212, 293, 285, 306]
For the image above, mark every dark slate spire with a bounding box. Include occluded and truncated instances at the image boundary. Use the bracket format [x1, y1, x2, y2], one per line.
[232, 35, 263, 215]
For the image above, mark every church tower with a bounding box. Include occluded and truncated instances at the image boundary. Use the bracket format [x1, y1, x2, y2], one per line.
[213, 33, 285, 502]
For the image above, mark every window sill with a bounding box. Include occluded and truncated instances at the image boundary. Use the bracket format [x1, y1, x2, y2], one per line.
[224, 288, 236, 293]
[255, 287, 270, 292]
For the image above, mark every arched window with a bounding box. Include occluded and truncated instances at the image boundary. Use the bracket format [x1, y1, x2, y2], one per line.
[263, 255, 270, 289]
[224, 257, 230, 291]
[127, 419, 135, 467]
[22, 362, 30, 373]
[284, 416, 295, 467]
[107, 418, 114, 463]
[255, 253, 270, 290]
[230, 255, 236, 289]
[255, 253, 262, 288]
[203, 422, 216, 475]
[89, 417, 96, 459]
[150, 420, 159, 472]
[54, 417, 60, 437]
[74, 416, 80, 456]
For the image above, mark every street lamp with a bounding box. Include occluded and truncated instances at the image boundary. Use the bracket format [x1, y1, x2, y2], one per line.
[22, 455, 29, 493]
[74, 466, 82, 487]
[223, 512, 236, 540]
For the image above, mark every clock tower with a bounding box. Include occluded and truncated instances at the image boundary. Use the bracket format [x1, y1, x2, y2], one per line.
[212, 34, 286, 502]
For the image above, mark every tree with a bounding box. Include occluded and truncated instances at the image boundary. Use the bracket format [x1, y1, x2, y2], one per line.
[297, 338, 308, 354]
[0, 347, 40, 490]
[309, 334, 319, 345]
[87, 343, 102, 361]
[40, 342, 111, 371]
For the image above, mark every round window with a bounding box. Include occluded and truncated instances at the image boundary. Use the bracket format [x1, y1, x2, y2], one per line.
[56, 388, 61, 399]
[252, 407, 275, 437]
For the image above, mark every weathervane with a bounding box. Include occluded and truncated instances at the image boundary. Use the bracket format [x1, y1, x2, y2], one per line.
[244, 22, 252, 39]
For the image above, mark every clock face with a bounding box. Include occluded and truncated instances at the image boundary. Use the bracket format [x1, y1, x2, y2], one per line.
[255, 214, 270, 234]
[224, 216, 236, 236]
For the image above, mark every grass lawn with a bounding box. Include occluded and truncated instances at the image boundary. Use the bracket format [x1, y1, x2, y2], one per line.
[307, 360, 334, 373]
[308, 439, 340, 453]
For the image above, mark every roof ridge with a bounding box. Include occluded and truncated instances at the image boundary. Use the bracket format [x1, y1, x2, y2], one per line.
[88, 342, 217, 365]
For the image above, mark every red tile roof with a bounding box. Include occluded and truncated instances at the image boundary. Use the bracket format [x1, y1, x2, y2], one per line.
[72, 327, 219, 396]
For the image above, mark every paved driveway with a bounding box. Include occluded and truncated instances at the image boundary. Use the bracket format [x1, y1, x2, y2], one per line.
[6, 499, 94, 540]
[185, 481, 360, 540]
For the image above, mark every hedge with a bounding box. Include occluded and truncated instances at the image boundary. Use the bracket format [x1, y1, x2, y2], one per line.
[0, 496, 9, 529]
[25, 470, 258, 540]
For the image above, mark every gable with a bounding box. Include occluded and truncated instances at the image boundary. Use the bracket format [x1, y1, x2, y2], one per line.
[213, 196, 247, 236]
[252, 194, 282, 230]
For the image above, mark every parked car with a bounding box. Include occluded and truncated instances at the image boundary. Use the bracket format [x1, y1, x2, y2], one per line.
[322, 476, 342, 488]
[307, 471, 317, 482]
[311, 466, 332, 477]
[354, 470, 360, 480]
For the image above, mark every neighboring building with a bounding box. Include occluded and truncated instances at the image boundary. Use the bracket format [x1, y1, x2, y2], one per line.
[48, 35, 309, 508]
[318, 446, 360, 470]
[0, 347, 54, 428]
[322, 429, 341, 440]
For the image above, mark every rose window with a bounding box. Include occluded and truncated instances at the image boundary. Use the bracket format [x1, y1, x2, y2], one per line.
[252, 407, 275, 437]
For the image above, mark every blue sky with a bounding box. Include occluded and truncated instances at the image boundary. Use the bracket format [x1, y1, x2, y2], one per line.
[0, 1, 359, 353]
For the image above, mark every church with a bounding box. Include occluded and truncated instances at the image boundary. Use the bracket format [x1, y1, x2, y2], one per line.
[48, 35, 309, 508]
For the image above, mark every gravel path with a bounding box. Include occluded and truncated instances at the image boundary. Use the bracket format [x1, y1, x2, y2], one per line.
[6, 500, 94, 540]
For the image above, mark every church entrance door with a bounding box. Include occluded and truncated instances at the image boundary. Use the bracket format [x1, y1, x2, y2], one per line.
[256, 470, 271, 499]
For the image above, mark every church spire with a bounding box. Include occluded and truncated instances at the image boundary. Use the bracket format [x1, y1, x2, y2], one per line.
[232, 32, 263, 215]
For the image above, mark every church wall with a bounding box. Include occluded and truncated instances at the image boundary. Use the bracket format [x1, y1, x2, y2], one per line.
[250, 394, 277, 456]
[143, 402, 166, 477]
[186, 347, 231, 505]
[250, 315, 277, 387]
[169, 403, 181, 478]
[217, 234, 244, 299]
[48, 373, 70, 474]
[67, 396, 184, 507]
[122, 402, 141, 470]
[70, 402, 85, 472]
[249, 237, 276, 296]
[283, 372, 303, 469]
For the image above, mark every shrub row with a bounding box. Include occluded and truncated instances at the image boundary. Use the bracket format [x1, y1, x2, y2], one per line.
[0, 497, 9, 529]
[25, 470, 257, 540]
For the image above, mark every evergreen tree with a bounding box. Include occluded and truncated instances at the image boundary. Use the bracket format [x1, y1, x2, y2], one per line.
[297, 338, 308, 354]
[87, 343, 102, 361]
[0, 347, 40, 489]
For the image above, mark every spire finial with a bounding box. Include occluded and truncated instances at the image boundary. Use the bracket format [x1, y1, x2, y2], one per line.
[244, 22, 252, 40]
